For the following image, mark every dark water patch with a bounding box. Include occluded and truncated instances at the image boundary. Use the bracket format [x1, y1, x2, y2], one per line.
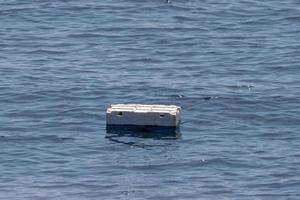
[173, 15, 197, 22]
[224, 84, 255, 90]
[126, 57, 163, 63]
[105, 125, 181, 149]
[0, 7, 36, 15]
[27, 49, 68, 55]
[169, 4, 194, 12]
[67, 33, 113, 39]
[106, 125, 180, 139]
[285, 15, 300, 22]
[202, 96, 220, 101]
[0, 135, 74, 144]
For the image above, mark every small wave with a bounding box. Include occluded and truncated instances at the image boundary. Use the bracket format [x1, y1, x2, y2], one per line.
[163, 95, 222, 101]
[284, 15, 300, 22]
[225, 84, 255, 90]
[0, 7, 35, 15]
[203, 96, 220, 100]
[126, 57, 162, 63]
[28, 49, 67, 55]
[123, 159, 206, 171]
[67, 33, 104, 38]
[0, 135, 73, 143]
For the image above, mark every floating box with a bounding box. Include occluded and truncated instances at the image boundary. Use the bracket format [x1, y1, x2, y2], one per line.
[106, 104, 181, 127]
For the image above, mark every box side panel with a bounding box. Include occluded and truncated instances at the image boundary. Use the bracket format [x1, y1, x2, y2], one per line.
[106, 111, 178, 127]
[175, 111, 181, 126]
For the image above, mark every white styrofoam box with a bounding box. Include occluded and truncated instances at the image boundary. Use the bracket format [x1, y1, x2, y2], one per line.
[106, 104, 181, 127]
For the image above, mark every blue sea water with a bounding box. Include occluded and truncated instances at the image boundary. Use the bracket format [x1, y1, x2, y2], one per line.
[1, 0, 300, 199]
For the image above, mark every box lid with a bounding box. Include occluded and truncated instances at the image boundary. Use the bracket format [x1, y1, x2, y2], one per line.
[107, 104, 181, 115]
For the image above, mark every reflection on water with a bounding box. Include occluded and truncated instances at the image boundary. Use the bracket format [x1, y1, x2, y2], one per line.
[106, 125, 181, 148]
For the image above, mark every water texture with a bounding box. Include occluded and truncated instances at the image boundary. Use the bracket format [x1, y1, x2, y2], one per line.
[1, 0, 300, 199]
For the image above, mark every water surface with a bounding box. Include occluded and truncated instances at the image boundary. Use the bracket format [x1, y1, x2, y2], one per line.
[1, 0, 300, 199]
